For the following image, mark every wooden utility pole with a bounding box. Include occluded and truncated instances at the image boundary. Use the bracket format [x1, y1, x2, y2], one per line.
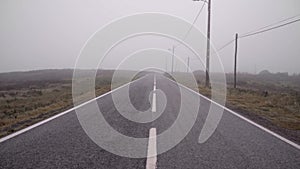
[205, 0, 211, 87]
[234, 33, 238, 88]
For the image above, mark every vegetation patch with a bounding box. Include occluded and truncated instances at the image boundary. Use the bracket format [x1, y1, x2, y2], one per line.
[195, 71, 300, 143]
[0, 69, 136, 138]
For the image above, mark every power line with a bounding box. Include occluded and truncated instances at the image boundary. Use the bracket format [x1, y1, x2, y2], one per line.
[208, 38, 235, 57]
[241, 13, 300, 36]
[191, 2, 206, 27]
[174, 2, 206, 48]
[240, 18, 300, 38]
[183, 2, 206, 39]
[216, 39, 235, 52]
[211, 15, 300, 55]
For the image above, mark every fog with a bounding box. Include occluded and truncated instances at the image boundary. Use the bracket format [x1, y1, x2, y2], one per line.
[1, 0, 299, 74]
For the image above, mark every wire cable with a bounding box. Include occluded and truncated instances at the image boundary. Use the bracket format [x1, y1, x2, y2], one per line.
[240, 18, 300, 38]
[216, 39, 235, 52]
[211, 15, 300, 56]
[207, 38, 235, 57]
[241, 13, 300, 37]
[174, 2, 206, 48]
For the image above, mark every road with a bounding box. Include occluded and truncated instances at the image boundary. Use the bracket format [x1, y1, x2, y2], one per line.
[0, 73, 299, 169]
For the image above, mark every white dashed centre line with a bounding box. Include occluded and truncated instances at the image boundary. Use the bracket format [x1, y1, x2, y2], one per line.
[146, 75, 157, 169]
[151, 76, 156, 113]
[146, 128, 157, 169]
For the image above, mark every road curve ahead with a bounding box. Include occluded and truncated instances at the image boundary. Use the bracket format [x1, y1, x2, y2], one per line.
[0, 73, 299, 169]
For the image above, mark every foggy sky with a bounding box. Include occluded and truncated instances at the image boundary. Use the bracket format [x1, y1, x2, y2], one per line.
[1, 0, 300, 74]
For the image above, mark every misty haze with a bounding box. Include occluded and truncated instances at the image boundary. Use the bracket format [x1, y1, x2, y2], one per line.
[0, 0, 299, 169]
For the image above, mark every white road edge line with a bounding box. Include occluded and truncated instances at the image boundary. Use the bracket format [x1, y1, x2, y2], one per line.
[0, 76, 146, 143]
[165, 77, 300, 150]
[146, 128, 157, 169]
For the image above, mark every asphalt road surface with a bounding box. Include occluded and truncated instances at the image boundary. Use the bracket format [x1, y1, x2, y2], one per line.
[0, 73, 299, 169]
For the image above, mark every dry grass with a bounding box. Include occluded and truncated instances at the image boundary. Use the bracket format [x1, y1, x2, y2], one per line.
[227, 88, 300, 130]
[0, 69, 139, 138]
[0, 80, 112, 138]
[198, 85, 300, 130]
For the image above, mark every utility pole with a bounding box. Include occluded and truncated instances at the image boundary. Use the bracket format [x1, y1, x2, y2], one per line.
[205, 0, 211, 87]
[234, 33, 238, 89]
[187, 57, 190, 72]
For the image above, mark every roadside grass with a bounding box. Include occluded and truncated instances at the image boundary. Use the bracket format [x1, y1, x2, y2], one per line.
[227, 88, 300, 130]
[198, 84, 300, 130]
[0, 79, 112, 138]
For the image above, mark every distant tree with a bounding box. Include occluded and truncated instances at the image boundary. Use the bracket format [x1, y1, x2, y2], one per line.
[259, 70, 272, 75]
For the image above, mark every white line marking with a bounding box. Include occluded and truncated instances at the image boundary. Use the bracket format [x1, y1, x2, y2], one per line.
[152, 75, 156, 112]
[153, 75, 156, 90]
[0, 76, 147, 143]
[165, 77, 300, 150]
[146, 128, 157, 169]
[152, 93, 156, 113]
